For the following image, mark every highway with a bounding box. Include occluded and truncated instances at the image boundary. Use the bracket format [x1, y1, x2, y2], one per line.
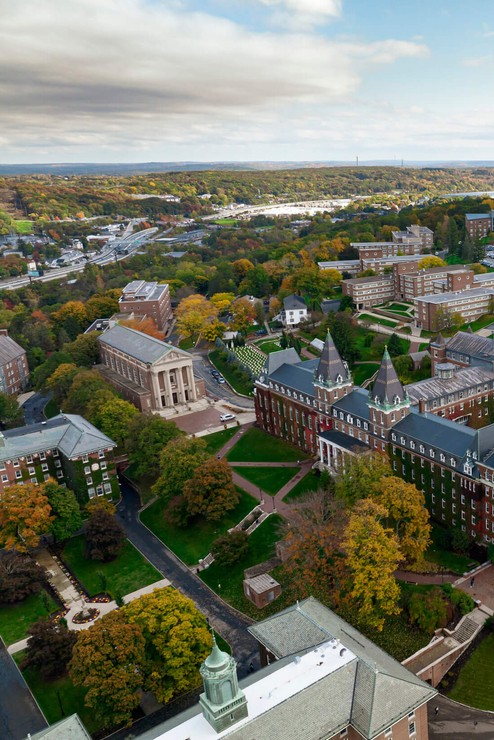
[0, 226, 159, 291]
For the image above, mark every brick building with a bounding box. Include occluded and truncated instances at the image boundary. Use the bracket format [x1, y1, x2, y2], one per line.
[0, 414, 118, 503]
[341, 274, 394, 309]
[0, 331, 29, 395]
[98, 324, 203, 413]
[414, 287, 494, 331]
[465, 212, 494, 240]
[118, 280, 173, 334]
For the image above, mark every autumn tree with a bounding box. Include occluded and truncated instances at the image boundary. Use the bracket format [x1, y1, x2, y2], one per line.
[374, 477, 431, 567]
[125, 588, 212, 704]
[183, 458, 238, 521]
[0, 481, 53, 551]
[281, 491, 349, 606]
[120, 317, 162, 339]
[126, 414, 184, 480]
[23, 618, 76, 679]
[85, 291, 121, 323]
[63, 332, 101, 367]
[418, 256, 446, 269]
[210, 292, 235, 313]
[69, 609, 146, 728]
[64, 370, 117, 416]
[87, 396, 138, 448]
[85, 501, 124, 562]
[45, 482, 82, 542]
[343, 499, 401, 631]
[201, 319, 226, 343]
[176, 294, 218, 338]
[230, 297, 256, 334]
[212, 530, 249, 566]
[334, 452, 392, 506]
[0, 552, 47, 603]
[152, 436, 209, 501]
[52, 301, 88, 340]
[46, 363, 78, 406]
[232, 258, 254, 282]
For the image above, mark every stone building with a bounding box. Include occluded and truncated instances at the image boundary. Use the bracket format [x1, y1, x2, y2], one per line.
[0, 331, 29, 395]
[0, 414, 117, 503]
[98, 324, 203, 413]
[118, 280, 173, 334]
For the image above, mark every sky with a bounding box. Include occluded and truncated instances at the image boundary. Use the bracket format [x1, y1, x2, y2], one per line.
[1, 0, 494, 163]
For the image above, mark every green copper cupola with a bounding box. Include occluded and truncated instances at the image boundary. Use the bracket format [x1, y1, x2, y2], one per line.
[199, 634, 248, 732]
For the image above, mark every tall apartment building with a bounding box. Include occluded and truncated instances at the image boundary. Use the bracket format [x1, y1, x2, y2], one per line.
[98, 324, 203, 413]
[341, 274, 394, 309]
[118, 280, 173, 334]
[0, 331, 29, 395]
[414, 287, 494, 331]
[0, 414, 117, 502]
[465, 212, 494, 240]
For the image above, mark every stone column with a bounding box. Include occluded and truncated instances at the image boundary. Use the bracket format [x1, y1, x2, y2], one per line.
[177, 366, 186, 403]
[318, 437, 325, 465]
[150, 371, 162, 410]
[163, 370, 173, 408]
[186, 364, 197, 401]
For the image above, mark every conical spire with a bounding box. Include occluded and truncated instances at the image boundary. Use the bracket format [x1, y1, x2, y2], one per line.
[467, 325, 473, 334]
[370, 347, 407, 407]
[315, 330, 348, 386]
[203, 632, 230, 673]
[432, 332, 446, 346]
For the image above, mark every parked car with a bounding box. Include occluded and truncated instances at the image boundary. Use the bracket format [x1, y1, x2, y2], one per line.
[220, 413, 235, 422]
[217, 376, 226, 383]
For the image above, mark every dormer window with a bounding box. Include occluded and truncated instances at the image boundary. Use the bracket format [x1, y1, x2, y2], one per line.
[374, 395, 380, 404]
[336, 374, 342, 384]
[394, 395, 401, 405]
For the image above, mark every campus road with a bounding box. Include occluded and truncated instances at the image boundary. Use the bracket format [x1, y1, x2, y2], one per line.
[0, 643, 47, 740]
[116, 481, 259, 676]
[192, 355, 254, 410]
[22, 391, 51, 425]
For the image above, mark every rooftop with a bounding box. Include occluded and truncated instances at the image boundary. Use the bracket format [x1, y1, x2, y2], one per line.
[0, 334, 26, 365]
[283, 294, 307, 311]
[414, 287, 494, 304]
[120, 280, 169, 302]
[446, 332, 494, 360]
[244, 573, 280, 594]
[98, 324, 187, 364]
[406, 367, 494, 404]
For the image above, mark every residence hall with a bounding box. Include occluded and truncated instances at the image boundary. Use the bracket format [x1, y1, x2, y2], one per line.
[0, 414, 117, 502]
[0, 330, 29, 395]
[118, 280, 173, 334]
[255, 332, 494, 544]
[106, 597, 434, 740]
[98, 324, 204, 413]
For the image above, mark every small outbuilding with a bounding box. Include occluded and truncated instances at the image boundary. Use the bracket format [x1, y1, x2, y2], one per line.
[243, 573, 281, 608]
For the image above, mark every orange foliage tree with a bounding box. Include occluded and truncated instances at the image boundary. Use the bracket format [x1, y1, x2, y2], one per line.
[0, 481, 54, 551]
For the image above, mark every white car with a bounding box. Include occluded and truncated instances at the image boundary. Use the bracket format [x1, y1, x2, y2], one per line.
[220, 413, 235, 422]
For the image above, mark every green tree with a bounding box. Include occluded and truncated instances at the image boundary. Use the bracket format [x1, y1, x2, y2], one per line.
[343, 499, 402, 632]
[87, 396, 139, 448]
[45, 481, 82, 542]
[183, 458, 239, 521]
[152, 436, 209, 501]
[387, 333, 403, 358]
[125, 588, 212, 704]
[0, 552, 48, 603]
[407, 587, 447, 633]
[126, 414, 184, 480]
[334, 452, 392, 507]
[64, 370, 116, 416]
[211, 530, 249, 566]
[0, 391, 23, 427]
[326, 312, 360, 364]
[85, 502, 125, 562]
[46, 363, 78, 406]
[69, 609, 146, 728]
[64, 333, 101, 367]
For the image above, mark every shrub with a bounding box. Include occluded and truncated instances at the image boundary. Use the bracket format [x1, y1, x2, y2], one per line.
[441, 584, 475, 616]
[450, 529, 470, 554]
[212, 530, 249, 567]
[22, 618, 76, 679]
[0, 553, 47, 604]
[85, 507, 125, 562]
[408, 587, 448, 633]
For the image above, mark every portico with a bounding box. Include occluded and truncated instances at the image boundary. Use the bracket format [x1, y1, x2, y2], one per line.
[317, 429, 370, 472]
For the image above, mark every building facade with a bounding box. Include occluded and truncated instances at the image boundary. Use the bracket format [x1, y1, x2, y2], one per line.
[0, 331, 29, 395]
[98, 324, 203, 413]
[118, 280, 173, 334]
[0, 414, 117, 503]
[465, 212, 494, 240]
[278, 294, 308, 327]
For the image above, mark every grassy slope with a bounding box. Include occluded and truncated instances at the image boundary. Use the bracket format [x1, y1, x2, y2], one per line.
[227, 427, 305, 463]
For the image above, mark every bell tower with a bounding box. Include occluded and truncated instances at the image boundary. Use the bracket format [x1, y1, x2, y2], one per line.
[199, 634, 248, 732]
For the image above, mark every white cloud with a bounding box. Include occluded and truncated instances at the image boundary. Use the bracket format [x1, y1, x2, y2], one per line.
[255, 0, 342, 28]
[0, 0, 428, 160]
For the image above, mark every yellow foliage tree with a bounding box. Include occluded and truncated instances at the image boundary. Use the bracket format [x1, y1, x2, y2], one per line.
[343, 499, 401, 631]
[210, 292, 235, 313]
[418, 256, 446, 269]
[176, 294, 217, 338]
[0, 481, 54, 552]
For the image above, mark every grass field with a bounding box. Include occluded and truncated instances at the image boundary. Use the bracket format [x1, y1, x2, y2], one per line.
[14, 220, 34, 234]
[448, 633, 494, 709]
[61, 536, 161, 598]
[283, 471, 322, 501]
[0, 591, 58, 645]
[209, 350, 253, 396]
[255, 338, 282, 354]
[232, 466, 299, 495]
[226, 427, 305, 463]
[16, 654, 99, 733]
[178, 336, 194, 350]
[213, 218, 238, 225]
[140, 488, 257, 564]
[202, 427, 238, 455]
[43, 397, 59, 419]
[359, 313, 399, 327]
[352, 363, 380, 385]
[199, 515, 283, 615]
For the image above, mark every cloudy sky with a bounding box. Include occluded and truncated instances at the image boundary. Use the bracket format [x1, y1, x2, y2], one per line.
[1, 0, 494, 163]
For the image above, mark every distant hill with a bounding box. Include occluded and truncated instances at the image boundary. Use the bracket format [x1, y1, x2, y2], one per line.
[2, 161, 494, 176]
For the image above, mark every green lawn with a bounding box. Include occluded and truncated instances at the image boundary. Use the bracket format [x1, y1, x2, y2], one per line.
[14, 220, 34, 234]
[213, 218, 238, 225]
[209, 350, 253, 396]
[15, 654, 99, 734]
[44, 397, 59, 419]
[61, 536, 161, 598]
[202, 427, 239, 455]
[255, 339, 282, 354]
[140, 488, 258, 565]
[0, 591, 58, 646]
[352, 363, 379, 386]
[448, 633, 494, 710]
[283, 471, 322, 501]
[227, 427, 306, 463]
[200, 515, 283, 616]
[359, 314, 399, 327]
[232, 466, 299, 495]
[179, 336, 195, 350]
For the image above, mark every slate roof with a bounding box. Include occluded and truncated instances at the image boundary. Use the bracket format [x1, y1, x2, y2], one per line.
[416, 287, 494, 304]
[98, 324, 185, 364]
[268, 359, 319, 397]
[30, 714, 91, 740]
[406, 367, 494, 405]
[0, 334, 26, 364]
[319, 429, 369, 453]
[248, 598, 436, 740]
[332, 387, 371, 420]
[263, 347, 300, 375]
[392, 407, 476, 459]
[465, 213, 493, 220]
[445, 332, 494, 361]
[283, 294, 307, 311]
[315, 331, 348, 385]
[0, 414, 115, 461]
[370, 349, 407, 406]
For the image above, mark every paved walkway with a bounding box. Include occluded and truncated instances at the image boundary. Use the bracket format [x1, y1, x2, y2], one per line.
[0, 644, 47, 740]
[395, 569, 456, 585]
[428, 694, 494, 739]
[455, 563, 494, 613]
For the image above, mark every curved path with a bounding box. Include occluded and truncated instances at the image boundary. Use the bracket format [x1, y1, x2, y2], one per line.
[428, 694, 494, 738]
[117, 481, 258, 677]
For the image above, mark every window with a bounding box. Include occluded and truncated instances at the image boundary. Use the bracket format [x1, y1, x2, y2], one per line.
[53, 450, 59, 458]
[55, 459, 61, 468]
[409, 721, 416, 736]
[82, 455, 89, 463]
[102, 472, 109, 481]
[1, 474, 7, 482]
[15, 470, 22, 479]
[88, 487, 95, 499]
[13, 459, 19, 468]
[86, 476, 93, 485]
[43, 473, 50, 481]
[104, 483, 112, 494]
[28, 467, 35, 476]
[98, 450, 105, 459]
[26, 455, 33, 463]
[41, 463, 49, 472]
[39, 452, 46, 461]
[84, 466, 91, 475]
[57, 470, 63, 479]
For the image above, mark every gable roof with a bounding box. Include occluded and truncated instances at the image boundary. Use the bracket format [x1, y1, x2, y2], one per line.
[406, 367, 494, 405]
[283, 294, 307, 311]
[0, 334, 26, 364]
[445, 332, 494, 361]
[99, 324, 188, 365]
[392, 406, 477, 460]
[263, 348, 300, 375]
[268, 359, 318, 397]
[370, 349, 407, 406]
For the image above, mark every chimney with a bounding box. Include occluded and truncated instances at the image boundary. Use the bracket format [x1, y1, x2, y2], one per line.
[419, 399, 426, 414]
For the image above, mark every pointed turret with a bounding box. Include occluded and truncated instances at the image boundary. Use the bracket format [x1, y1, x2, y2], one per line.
[315, 330, 349, 387]
[370, 347, 408, 408]
[199, 633, 248, 732]
[433, 332, 446, 347]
